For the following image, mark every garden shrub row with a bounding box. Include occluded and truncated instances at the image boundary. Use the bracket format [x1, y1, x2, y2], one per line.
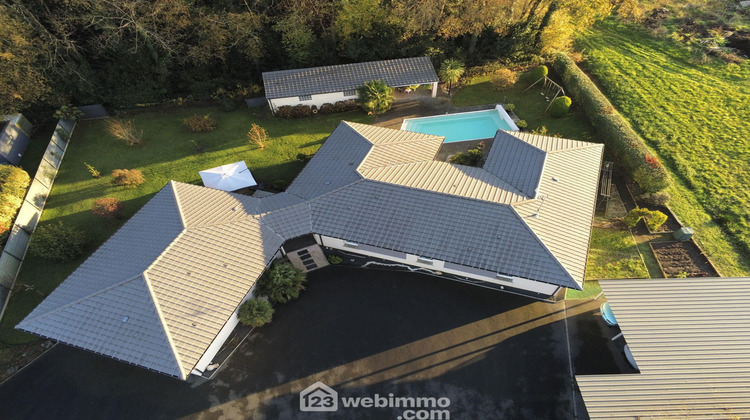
[276, 100, 358, 118]
[552, 53, 670, 194]
[0, 166, 31, 239]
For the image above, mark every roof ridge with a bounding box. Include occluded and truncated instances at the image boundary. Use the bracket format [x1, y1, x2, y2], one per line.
[19, 273, 150, 326]
[344, 121, 444, 143]
[508, 202, 579, 288]
[169, 180, 188, 229]
[140, 271, 188, 379]
[545, 143, 605, 154]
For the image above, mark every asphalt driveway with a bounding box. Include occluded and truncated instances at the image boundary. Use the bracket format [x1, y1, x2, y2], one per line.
[0, 266, 618, 420]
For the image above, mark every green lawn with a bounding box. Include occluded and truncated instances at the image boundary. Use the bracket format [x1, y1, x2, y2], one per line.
[452, 75, 597, 142]
[565, 280, 601, 300]
[577, 20, 750, 276]
[586, 224, 649, 281]
[0, 106, 373, 344]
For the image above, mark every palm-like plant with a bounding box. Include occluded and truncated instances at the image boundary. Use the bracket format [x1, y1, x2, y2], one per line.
[358, 80, 394, 115]
[238, 297, 274, 327]
[257, 261, 307, 304]
[439, 59, 465, 97]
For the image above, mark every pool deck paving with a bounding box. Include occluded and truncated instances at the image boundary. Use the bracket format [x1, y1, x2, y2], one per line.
[0, 266, 628, 420]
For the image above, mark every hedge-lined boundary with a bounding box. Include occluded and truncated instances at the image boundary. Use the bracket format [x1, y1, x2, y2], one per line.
[553, 53, 670, 194]
[0, 166, 31, 240]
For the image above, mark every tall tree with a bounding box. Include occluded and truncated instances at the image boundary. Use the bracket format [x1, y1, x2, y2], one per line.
[0, 6, 49, 113]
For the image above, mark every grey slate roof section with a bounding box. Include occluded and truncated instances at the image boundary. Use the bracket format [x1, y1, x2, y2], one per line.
[286, 123, 370, 200]
[21, 186, 184, 317]
[255, 192, 307, 215]
[310, 180, 578, 287]
[18, 275, 183, 378]
[259, 203, 312, 240]
[577, 277, 750, 419]
[263, 57, 438, 99]
[484, 131, 547, 198]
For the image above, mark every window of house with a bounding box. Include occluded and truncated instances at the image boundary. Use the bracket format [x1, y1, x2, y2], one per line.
[343, 89, 357, 97]
[299, 94, 312, 101]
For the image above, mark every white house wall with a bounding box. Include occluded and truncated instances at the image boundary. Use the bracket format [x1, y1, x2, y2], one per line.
[319, 235, 559, 296]
[269, 91, 357, 112]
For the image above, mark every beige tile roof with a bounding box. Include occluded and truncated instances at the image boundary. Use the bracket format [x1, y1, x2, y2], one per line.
[577, 277, 750, 419]
[18, 121, 603, 379]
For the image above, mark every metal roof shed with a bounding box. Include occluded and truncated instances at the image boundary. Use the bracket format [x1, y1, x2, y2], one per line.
[576, 277, 750, 419]
[0, 114, 32, 166]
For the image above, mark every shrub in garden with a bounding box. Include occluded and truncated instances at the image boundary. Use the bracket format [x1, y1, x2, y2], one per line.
[491, 68, 518, 90]
[358, 80, 394, 115]
[92, 197, 123, 218]
[111, 169, 145, 188]
[53, 105, 84, 121]
[334, 100, 358, 113]
[526, 65, 548, 83]
[106, 118, 144, 146]
[504, 103, 515, 112]
[183, 114, 217, 133]
[548, 96, 572, 118]
[84, 162, 101, 178]
[516, 119, 528, 129]
[553, 53, 669, 194]
[319, 103, 335, 114]
[450, 142, 485, 167]
[256, 260, 307, 304]
[291, 104, 313, 118]
[639, 191, 671, 207]
[623, 207, 667, 231]
[29, 221, 87, 262]
[275, 106, 294, 118]
[238, 297, 274, 327]
[0, 166, 30, 234]
[327, 254, 343, 264]
[247, 123, 268, 149]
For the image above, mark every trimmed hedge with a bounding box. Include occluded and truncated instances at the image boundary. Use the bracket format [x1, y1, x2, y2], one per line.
[553, 53, 669, 194]
[29, 221, 87, 262]
[0, 166, 31, 236]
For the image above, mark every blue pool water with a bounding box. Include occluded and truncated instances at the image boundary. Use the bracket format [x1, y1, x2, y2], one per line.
[402, 109, 515, 143]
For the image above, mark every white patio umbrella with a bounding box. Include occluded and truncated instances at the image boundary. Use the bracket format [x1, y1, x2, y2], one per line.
[199, 161, 257, 191]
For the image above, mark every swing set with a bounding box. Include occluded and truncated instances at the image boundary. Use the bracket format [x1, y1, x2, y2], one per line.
[524, 76, 565, 111]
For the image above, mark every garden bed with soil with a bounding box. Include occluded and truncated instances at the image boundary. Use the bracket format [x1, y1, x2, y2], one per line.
[650, 241, 718, 278]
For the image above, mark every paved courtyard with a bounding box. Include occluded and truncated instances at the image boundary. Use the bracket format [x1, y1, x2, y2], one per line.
[0, 266, 624, 419]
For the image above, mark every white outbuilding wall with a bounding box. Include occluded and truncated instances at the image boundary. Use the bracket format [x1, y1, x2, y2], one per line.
[268, 91, 358, 113]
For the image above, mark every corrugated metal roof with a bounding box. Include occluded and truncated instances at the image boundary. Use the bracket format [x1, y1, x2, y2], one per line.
[18, 121, 603, 379]
[484, 131, 547, 197]
[577, 277, 750, 419]
[262, 57, 438, 99]
[512, 145, 603, 286]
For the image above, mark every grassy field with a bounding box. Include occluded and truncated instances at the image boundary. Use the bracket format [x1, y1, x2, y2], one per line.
[0, 106, 372, 344]
[586, 224, 649, 281]
[577, 20, 750, 276]
[452, 75, 597, 142]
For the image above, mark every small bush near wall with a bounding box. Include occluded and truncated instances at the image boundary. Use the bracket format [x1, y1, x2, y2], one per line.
[238, 298, 274, 327]
[111, 169, 145, 188]
[92, 197, 124, 219]
[29, 221, 87, 262]
[319, 103, 335, 114]
[333, 100, 358, 113]
[183, 114, 217, 133]
[450, 142, 485, 167]
[291, 104, 313, 118]
[553, 53, 669, 194]
[0, 166, 30, 235]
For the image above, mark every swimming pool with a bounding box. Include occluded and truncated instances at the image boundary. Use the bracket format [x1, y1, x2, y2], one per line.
[400, 105, 519, 143]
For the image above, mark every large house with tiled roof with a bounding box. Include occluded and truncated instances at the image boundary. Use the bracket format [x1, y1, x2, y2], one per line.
[17, 122, 603, 379]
